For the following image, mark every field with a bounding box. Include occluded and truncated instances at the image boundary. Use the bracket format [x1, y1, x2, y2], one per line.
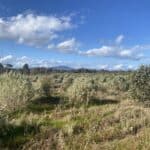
[0, 67, 150, 150]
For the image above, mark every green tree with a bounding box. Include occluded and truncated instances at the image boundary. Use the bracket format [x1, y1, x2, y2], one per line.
[0, 63, 4, 73]
[130, 65, 150, 103]
[23, 64, 30, 74]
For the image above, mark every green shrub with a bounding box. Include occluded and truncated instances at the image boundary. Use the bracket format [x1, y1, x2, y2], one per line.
[112, 76, 129, 92]
[39, 77, 51, 97]
[61, 76, 73, 92]
[0, 72, 34, 112]
[67, 77, 98, 106]
[130, 65, 150, 103]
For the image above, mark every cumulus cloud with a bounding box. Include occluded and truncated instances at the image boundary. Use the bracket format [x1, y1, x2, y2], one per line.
[112, 64, 137, 70]
[0, 13, 73, 47]
[97, 64, 136, 70]
[47, 44, 55, 49]
[0, 55, 67, 68]
[0, 55, 138, 70]
[80, 35, 148, 60]
[98, 64, 109, 70]
[56, 38, 79, 52]
[80, 45, 144, 60]
[113, 64, 124, 70]
[48, 38, 79, 53]
[0, 55, 14, 64]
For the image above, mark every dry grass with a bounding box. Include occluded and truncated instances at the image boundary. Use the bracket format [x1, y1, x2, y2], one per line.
[0, 72, 149, 150]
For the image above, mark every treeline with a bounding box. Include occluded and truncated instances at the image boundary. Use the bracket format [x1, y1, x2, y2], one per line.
[0, 63, 132, 74]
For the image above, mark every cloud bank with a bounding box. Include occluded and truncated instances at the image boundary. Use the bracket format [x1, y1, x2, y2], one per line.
[80, 45, 145, 60]
[0, 55, 137, 70]
[0, 13, 73, 47]
[0, 55, 66, 68]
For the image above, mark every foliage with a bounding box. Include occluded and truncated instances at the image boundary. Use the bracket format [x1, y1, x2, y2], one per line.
[67, 77, 98, 106]
[130, 65, 150, 103]
[0, 68, 150, 149]
[39, 77, 51, 97]
[22, 64, 30, 74]
[0, 72, 34, 112]
[61, 76, 73, 92]
[112, 76, 130, 91]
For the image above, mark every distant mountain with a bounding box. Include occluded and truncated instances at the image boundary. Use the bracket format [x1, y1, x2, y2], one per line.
[51, 66, 73, 71]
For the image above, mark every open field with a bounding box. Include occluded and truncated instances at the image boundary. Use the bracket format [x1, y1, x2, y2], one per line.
[1, 0, 150, 149]
[0, 67, 150, 150]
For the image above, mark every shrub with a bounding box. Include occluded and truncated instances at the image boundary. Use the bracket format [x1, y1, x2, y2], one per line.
[130, 65, 150, 103]
[39, 77, 51, 97]
[67, 77, 98, 106]
[112, 76, 129, 92]
[0, 72, 34, 112]
[61, 76, 73, 92]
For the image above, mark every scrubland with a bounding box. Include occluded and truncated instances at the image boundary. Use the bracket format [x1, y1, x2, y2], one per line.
[0, 66, 150, 150]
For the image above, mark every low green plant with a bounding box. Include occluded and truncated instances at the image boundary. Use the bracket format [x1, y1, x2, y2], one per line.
[130, 65, 150, 103]
[112, 76, 129, 91]
[39, 77, 51, 97]
[0, 72, 34, 112]
[67, 77, 98, 106]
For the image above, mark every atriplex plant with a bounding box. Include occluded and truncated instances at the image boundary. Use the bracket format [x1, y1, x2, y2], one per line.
[130, 65, 150, 103]
[67, 77, 98, 106]
[0, 72, 34, 112]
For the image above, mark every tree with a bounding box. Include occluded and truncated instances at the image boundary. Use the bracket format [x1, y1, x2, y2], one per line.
[130, 65, 150, 103]
[5, 64, 13, 69]
[22, 64, 30, 74]
[0, 63, 4, 73]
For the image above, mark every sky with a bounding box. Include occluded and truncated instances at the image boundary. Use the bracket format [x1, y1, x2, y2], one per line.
[0, 0, 150, 70]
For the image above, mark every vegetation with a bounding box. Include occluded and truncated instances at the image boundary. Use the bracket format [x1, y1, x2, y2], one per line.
[0, 72, 34, 113]
[130, 65, 150, 103]
[67, 77, 98, 106]
[0, 65, 150, 150]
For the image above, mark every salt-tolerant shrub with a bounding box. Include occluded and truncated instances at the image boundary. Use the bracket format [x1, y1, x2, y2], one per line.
[61, 76, 73, 92]
[67, 77, 98, 106]
[0, 72, 34, 112]
[112, 76, 129, 92]
[130, 65, 150, 103]
[39, 77, 51, 97]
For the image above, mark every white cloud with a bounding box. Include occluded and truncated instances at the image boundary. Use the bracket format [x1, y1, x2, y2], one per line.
[56, 38, 78, 53]
[119, 50, 132, 57]
[98, 64, 109, 70]
[112, 64, 138, 70]
[97, 64, 137, 70]
[0, 13, 73, 47]
[115, 35, 124, 44]
[0, 55, 71, 68]
[80, 46, 114, 56]
[113, 64, 124, 70]
[80, 35, 148, 60]
[0, 55, 139, 70]
[48, 38, 79, 53]
[80, 45, 142, 60]
[0, 55, 14, 64]
[47, 44, 55, 49]
[127, 65, 134, 70]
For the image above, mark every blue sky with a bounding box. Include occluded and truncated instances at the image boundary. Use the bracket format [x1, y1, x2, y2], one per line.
[0, 0, 150, 70]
